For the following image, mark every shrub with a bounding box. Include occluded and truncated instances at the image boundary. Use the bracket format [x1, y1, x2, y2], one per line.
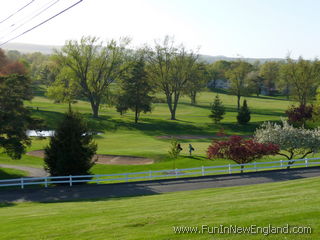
[285, 104, 313, 127]
[207, 136, 279, 172]
[44, 110, 97, 177]
[237, 99, 251, 124]
[209, 94, 225, 124]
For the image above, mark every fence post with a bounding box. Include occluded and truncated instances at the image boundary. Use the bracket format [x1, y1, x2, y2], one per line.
[21, 178, 24, 189]
[149, 170, 152, 180]
[202, 166, 205, 176]
[175, 168, 178, 178]
[305, 159, 308, 167]
[254, 162, 257, 172]
[228, 164, 231, 174]
[69, 175, 72, 187]
[44, 177, 48, 188]
[125, 173, 128, 182]
[280, 160, 283, 168]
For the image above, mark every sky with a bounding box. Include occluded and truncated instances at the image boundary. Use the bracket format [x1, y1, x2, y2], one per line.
[0, 0, 319, 59]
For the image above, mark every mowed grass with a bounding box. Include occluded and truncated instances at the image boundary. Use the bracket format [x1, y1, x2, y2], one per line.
[0, 177, 319, 240]
[0, 168, 28, 180]
[0, 90, 295, 174]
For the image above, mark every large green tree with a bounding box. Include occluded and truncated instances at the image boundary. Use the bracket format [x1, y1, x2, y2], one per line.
[184, 62, 208, 105]
[52, 36, 129, 118]
[116, 55, 153, 123]
[46, 66, 80, 109]
[259, 61, 281, 96]
[147, 36, 198, 120]
[280, 57, 320, 105]
[207, 60, 231, 89]
[0, 74, 36, 159]
[225, 60, 253, 110]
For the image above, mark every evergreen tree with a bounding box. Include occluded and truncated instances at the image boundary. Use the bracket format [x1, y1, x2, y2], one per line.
[237, 99, 251, 124]
[116, 57, 153, 123]
[209, 95, 225, 124]
[44, 110, 97, 176]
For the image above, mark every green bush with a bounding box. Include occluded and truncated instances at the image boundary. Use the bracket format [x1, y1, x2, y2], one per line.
[237, 99, 251, 124]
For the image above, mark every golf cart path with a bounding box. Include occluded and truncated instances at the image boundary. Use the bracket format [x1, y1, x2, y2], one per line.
[0, 167, 319, 203]
[0, 164, 47, 177]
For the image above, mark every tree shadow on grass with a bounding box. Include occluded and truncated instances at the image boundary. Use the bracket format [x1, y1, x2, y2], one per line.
[30, 109, 65, 129]
[0, 168, 26, 180]
[180, 102, 286, 117]
[0, 202, 16, 208]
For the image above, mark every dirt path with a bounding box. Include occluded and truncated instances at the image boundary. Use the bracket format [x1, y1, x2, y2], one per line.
[27, 150, 154, 165]
[0, 164, 48, 177]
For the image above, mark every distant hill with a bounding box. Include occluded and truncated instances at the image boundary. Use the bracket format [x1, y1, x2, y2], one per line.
[1, 42, 60, 54]
[1, 42, 285, 63]
[199, 54, 284, 64]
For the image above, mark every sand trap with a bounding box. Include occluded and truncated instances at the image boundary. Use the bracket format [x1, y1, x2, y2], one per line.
[27, 150, 154, 165]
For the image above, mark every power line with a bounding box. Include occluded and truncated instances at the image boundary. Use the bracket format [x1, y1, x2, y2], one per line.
[0, 0, 35, 24]
[0, 0, 83, 47]
[0, 0, 61, 41]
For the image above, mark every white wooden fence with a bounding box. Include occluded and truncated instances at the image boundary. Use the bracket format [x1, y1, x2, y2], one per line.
[0, 158, 319, 189]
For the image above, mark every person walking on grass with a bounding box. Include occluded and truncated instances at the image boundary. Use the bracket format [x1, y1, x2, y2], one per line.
[189, 144, 195, 156]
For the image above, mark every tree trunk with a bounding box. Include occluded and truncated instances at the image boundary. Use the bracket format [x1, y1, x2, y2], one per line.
[90, 102, 99, 118]
[171, 92, 180, 120]
[190, 91, 197, 105]
[166, 94, 176, 120]
[240, 165, 244, 173]
[68, 102, 72, 111]
[135, 106, 139, 123]
[237, 95, 241, 111]
[170, 110, 176, 120]
[286, 160, 294, 169]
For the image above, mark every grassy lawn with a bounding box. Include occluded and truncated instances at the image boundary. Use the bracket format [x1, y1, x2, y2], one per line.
[0, 168, 28, 180]
[0, 90, 297, 174]
[0, 177, 318, 240]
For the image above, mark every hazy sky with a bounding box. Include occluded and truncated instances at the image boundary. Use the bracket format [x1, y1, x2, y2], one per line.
[0, 0, 319, 59]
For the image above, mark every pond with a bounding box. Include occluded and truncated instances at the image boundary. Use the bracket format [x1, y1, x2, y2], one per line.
[26, 130, 55, 137]
[26, 130, 103, 137]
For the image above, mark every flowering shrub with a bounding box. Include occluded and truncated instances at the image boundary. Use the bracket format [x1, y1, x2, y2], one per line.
[285, 104, 313, 127]
[207, 136, 279, 172]
[254, 120, 320, 167]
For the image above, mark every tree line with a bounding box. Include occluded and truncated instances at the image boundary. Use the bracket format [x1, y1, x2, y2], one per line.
[3, 36, 320, 122]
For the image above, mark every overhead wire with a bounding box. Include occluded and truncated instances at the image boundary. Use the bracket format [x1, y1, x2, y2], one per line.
[0, 0, 83, 46]
[0, 0, 61, 41]
[0, 0, 35, 24]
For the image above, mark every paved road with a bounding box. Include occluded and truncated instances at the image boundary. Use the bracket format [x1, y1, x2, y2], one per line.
[0, 164, 48, 177]
[0, 167, 319, 203]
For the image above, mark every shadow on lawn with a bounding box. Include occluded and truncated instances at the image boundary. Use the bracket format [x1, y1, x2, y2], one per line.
[30, 108, 276, 140]
[0, 168, 26, 180]
[180, 102, 286, 117]
[1, 166, 318, 204]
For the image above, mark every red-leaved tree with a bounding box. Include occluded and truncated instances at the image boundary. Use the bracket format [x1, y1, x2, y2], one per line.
[207, 136, 279, 173]
[285, 104, 313, 127]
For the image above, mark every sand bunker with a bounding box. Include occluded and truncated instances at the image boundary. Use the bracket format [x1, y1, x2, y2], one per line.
[27, 150, 154, 165]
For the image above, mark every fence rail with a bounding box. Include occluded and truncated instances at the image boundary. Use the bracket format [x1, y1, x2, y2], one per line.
[1, 158, 320, 189]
